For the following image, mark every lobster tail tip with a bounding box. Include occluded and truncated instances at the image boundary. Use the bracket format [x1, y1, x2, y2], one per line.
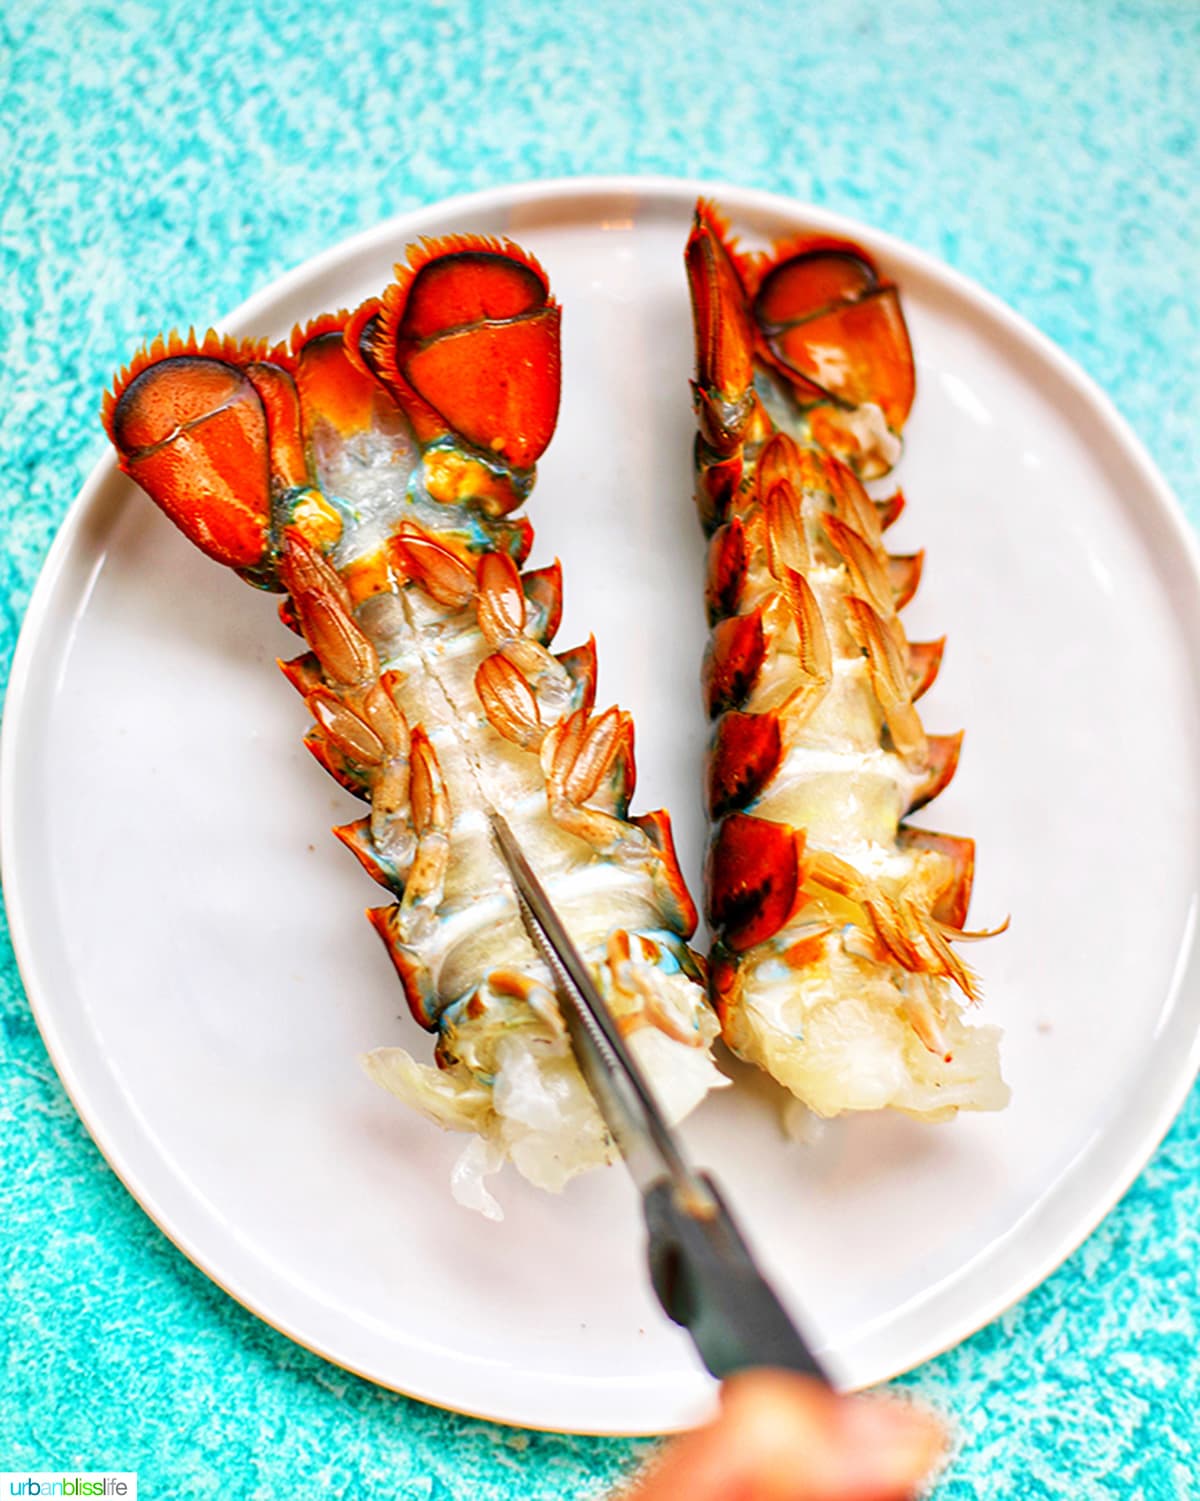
[287, 304, 391, 447]
[690, 199, 763, 280]
[342, 297, 384, 378]
[691, 197, 736, 249]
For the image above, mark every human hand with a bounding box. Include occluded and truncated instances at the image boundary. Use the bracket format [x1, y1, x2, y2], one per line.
[621, 1370, 945, 1501]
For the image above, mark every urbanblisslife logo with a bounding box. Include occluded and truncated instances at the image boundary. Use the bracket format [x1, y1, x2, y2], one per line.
[1, 1477, 136, 1497]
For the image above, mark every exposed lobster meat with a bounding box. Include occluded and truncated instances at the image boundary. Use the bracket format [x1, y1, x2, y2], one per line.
[104, 236, 724, 1214]
[686, 202, 1008, 1120]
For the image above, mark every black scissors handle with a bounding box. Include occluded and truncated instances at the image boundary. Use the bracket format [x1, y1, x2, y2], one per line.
[644, 1173, 831, 1383]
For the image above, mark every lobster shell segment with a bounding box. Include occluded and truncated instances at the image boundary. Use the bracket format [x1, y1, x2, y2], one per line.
[706, 711, 782, 819]
[705, 515, 750, 623]
[702, 607, 767, 716]
[706, 812, 807, 953]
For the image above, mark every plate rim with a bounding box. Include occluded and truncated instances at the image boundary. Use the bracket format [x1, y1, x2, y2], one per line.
[4, 173, 1200, 1434]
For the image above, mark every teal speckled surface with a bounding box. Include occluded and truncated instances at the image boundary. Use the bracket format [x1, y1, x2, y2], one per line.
[2, 1, 1198, 1495]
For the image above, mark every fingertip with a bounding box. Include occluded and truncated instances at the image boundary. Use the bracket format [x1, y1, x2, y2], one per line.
[622, 1374, 946, 1501]
[837, 1393, 948, 1494]
[719, 1370, 837, 1449]
[720, 1373, 947, 1499]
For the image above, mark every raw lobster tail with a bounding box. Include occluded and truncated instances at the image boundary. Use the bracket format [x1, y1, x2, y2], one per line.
[687, 201, 1008, 1120]
[105, 236, 723, 1215]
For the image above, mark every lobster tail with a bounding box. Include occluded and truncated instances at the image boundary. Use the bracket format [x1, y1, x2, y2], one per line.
[103, 233, 723, 1213]
[687, 201, 1007, 1121]
[289, 310, 399, 452]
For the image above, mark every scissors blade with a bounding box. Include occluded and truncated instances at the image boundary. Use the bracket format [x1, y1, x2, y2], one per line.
[488, 811, 713, 1209]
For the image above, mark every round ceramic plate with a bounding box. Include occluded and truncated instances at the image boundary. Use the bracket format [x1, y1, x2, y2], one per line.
[5, 178, 1200, 1435]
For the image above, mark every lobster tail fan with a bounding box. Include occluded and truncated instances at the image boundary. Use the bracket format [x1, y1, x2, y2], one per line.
[370, 234, 562, 470]
[105, 346, 275, 575]
[753, 239, 916, 437]
[288, 306, 399, 450]
[686, 204, 758, 431]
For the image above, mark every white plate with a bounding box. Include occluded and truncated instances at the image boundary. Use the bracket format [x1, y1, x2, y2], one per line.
[5, 177, 1200, 1436]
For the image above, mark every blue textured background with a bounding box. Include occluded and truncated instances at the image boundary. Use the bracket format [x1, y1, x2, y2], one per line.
[2, 1, 1198, 1495]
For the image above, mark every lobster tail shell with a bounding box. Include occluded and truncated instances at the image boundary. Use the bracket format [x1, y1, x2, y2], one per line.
[687, 202, 757, 413]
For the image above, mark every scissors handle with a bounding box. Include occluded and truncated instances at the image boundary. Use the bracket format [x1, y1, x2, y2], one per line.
[644, 1173, 831, 1384]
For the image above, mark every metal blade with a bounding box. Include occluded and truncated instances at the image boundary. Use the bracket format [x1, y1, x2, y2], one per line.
[489, 811, 714, 1210]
